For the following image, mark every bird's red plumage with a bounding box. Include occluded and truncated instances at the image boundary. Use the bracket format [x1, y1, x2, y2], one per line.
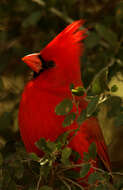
[19, 20, 111, 173]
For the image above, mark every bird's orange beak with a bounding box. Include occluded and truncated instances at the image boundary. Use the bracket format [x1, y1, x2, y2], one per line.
[22, 53, 42, 73]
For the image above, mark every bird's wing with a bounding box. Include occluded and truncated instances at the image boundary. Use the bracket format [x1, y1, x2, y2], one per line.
[81, 117, 111, 171]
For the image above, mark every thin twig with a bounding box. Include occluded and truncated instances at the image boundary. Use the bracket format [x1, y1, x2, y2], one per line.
[36, 174, 42, 190]
[86, 58, 115, 92]
[58, 162, 123, 177]
[32, 0, 88, 33]
[111, 172, 123, 176]
[58, 163, 87, 174]
[59, 175, 84, 190]
[92, 166, 107, 174]
[32, 0, 73, 24]
[92, 166, 123, 177]
[58, 175, 71, 190]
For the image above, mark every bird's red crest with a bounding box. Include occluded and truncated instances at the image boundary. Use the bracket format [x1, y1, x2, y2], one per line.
[41, 20, 87, 62]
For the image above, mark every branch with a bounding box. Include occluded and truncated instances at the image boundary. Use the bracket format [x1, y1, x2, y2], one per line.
[58, 175, 71, 190]
[58, 175, 84, 190]
[36, 174, 42, 190]
[91, 166, 123, 177]
[58, 162, 123, 177]
[58, 163, 87, 173]
[86, 58, 115, 92]
[111, 172, 123, 176]
[32, 0, 74, 24]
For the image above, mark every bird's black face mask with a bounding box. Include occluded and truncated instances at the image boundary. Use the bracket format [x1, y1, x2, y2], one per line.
[33, 55, 55, 78]
[22, 52, 55, 79]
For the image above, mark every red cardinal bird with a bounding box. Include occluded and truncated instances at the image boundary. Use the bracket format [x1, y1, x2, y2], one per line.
[19, 20, 110, 172]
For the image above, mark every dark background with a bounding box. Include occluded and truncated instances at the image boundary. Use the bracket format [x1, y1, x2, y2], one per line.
[0, 0, 123, 189]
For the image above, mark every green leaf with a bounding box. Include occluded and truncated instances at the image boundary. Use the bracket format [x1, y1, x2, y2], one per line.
[40, 186, 53, 190]
[92, 78, 102, 94]
[55, 99, 73, 115]
[36, 138, 56, 153]
[72, 86, 85, 96]
[80, 163, 90, 178]
[29, 153, 40, 162]
[61, 147, 72, 164]
[77, 110, 87, 125]
[114, 113, 123, 127]
[56, 131, 70, 148]
[111, 85, 118, 92]
[46, 141, 57, 152]
[35, 138, 49, 152]
[62, 112, 76, 127]
[86, 96, 99, 117]
[88, 172, 102, 184]
[88, 143, 97, 159]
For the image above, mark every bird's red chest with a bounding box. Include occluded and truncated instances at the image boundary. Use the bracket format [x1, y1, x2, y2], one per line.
[18, 80, 73, 154]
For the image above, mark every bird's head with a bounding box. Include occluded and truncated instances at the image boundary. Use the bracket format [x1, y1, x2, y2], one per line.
[22, 20, 87, 86]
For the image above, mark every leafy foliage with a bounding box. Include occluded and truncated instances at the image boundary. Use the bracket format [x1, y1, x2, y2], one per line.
[0, 0, 123, 189]
[1, 91, 123, 189]
[55, 99, 73, 115]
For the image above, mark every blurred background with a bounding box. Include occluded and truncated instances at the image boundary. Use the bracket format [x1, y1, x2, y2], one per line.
[0, 0, 123, 188]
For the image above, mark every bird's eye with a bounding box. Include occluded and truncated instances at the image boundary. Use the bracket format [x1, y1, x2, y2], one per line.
[32, 55, 55, 79]
[38, 55, 55, 70]
[44, 60, 55, 69]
